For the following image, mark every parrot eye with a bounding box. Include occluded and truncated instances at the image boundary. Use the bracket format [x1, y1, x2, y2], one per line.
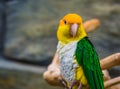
[64, 20, 67, 24]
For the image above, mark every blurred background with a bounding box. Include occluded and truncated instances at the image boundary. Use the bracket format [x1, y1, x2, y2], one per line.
[0, 0, 120, 89]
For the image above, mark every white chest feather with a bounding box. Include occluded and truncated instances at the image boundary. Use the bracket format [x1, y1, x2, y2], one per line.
[57, 41, 79, 82]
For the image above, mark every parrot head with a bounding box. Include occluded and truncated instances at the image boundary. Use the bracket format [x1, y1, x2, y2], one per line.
[57, 13, 87, 44]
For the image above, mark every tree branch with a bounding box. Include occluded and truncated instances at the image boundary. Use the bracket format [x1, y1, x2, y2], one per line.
[104, 77, 120, 88]
[100, 53, 120, 70]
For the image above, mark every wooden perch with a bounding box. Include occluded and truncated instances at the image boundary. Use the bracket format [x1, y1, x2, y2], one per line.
[104, 77, 120, 88]
[43, 19, 120, 89]
[44, 53, 120, 88]
[100, 53, 120, 70]
[83, 19, 100, 33]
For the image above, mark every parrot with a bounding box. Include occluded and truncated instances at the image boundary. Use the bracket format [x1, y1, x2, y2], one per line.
[56, 13, 104, 89]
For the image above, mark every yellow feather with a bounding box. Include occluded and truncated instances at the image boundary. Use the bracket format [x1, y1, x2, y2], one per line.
[57, 24, 86, 44]
[74, 59, 88, 85]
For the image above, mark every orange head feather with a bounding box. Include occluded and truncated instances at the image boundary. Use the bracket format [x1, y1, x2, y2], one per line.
[59, 13, 83, 26]
[57, 13, 87, 44]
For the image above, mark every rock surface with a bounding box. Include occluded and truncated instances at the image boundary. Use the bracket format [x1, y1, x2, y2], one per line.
[4, 0, 120, 64]
[0, 57, 62, 89]
[0, 2, 3, 51]
[4, 0, 58, 63]
[0, 1, 6, 53]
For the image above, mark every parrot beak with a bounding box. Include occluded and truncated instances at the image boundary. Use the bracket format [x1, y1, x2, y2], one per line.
[70, 23, 78, 37]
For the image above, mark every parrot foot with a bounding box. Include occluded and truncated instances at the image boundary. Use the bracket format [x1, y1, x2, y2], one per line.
[78, 83, 82, 89]
[58, 78, 69, 89]
[70, 80, 79, 89]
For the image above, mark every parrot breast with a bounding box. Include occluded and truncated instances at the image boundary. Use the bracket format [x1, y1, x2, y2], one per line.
[57, 41, 79, 83]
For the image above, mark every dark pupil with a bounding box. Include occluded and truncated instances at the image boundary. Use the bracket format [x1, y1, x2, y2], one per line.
[64, 20, 67, 24]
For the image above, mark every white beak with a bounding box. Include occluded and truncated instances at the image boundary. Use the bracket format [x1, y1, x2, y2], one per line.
[70, 23, 78, 37]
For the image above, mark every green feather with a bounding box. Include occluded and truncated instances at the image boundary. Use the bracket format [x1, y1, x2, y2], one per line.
[75, 37, 104, 89]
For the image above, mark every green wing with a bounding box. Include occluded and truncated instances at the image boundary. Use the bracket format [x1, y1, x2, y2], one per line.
[75, 37, 104, 89]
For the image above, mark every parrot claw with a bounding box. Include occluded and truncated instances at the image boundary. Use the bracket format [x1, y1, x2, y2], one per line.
[58, 78, 69, 89]
[70, 80, 79, 89]
[78, 83, 82, 89]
